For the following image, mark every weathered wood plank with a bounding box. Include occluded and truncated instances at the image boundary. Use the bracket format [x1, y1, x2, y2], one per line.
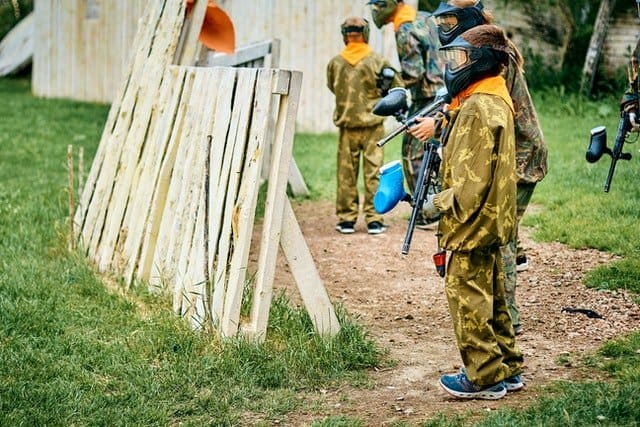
[242, 71, 302, 339]
[116, 66, 187, 282]
[138, 68, 197, 285]
[93, 0, 185, 271]
[77, 0, 165, 254]
[211, 68, 258, 331]
[220, 69, 277, 336]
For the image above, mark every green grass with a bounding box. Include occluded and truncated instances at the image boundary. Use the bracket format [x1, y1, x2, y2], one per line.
[0, 76, 384, 425]
[1, 76, 640, 425]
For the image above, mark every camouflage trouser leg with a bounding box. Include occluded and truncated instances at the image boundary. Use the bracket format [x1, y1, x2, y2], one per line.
[445, 248, 524, 386]
[501, 240, 519, 326]
[515, 183, 536, 258]
[501, 182, 537, 326]
[336, 126, 384, 224]
[361, 125, 385, 224]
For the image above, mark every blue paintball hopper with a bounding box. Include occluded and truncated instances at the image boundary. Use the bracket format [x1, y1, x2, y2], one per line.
[374, 160, 408, 214]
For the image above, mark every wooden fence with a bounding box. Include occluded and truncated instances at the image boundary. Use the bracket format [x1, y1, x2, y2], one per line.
[74, 0, 339, 340]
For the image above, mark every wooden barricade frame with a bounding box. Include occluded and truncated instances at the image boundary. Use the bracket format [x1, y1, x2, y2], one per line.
[74, 0, 339, 340]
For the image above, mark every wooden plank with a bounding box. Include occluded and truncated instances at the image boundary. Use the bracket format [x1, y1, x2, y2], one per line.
[0, 12, 34, 76]
[210, 68, 258, 331]
[242, 71, 302, 339]
[159, 69, 207, 313]
[176, 0, 207, 65]
[74, 1, 160, 244]
[138, 67, 197, 285]
[91, 0, 185, 270]
[201, 39, 273, 67]
[206, 68, 238, 324]
[220, 69, 276, 336]
[77, 0, 165, 254]
[278, 200, 340, 337]
[116, 66, 187, 281]
[172, 70, 216, 316]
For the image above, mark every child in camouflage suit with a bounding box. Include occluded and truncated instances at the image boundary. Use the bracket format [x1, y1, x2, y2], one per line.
[327, 16, 402, 235]
[419, 24, 524, 400]
[620, 34, 640, 132]
[411, 0, 549, 334]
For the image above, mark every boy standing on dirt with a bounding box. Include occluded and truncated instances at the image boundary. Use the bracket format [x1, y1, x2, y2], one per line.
[417, 24, 524, 399]
[327, 16, 402, 235]
[409, 0, 549, 335]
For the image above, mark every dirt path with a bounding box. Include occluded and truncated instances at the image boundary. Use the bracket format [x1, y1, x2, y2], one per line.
[267, 200, 640, 425]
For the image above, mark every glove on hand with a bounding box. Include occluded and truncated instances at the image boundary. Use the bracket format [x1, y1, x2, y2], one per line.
[421, 194, 439, 220]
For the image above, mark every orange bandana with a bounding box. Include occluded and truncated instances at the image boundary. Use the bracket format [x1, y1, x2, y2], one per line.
[340, 42, 372, 66]
[392, 3, 417, 31]
[448, 76, 514, 113]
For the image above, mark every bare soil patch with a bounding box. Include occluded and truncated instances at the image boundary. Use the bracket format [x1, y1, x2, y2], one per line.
[267, 199, 640, 426]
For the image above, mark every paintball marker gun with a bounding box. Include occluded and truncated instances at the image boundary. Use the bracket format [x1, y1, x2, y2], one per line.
[373, 87, 449, 147]
[372, 87, 449, 276]
[586, 110, 634, 192]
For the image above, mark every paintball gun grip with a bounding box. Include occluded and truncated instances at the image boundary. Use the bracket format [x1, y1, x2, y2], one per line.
[401, 142, 438, 255]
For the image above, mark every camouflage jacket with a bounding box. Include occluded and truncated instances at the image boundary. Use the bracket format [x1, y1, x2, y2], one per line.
[503, 55, 548, 184]
[327, 52, 402, 128]
[395, 11, 444, 108]
[627, 37, 640, 95]
[433, 94, 517, 252]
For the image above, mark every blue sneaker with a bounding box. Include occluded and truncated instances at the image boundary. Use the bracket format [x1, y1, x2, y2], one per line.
[439, 372, 507, 400]
[505, 374, 524, 392]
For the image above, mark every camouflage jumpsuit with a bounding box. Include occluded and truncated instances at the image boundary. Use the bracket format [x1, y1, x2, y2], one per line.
[327, 48, 402, 225]
[395, 11, 444, 195]
[433, 89, 523, 387]
[623, 37, 640, 104]
[500, 54, 548, 329]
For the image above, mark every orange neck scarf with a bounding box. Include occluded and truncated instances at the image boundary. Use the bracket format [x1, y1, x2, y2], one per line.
[392, 3, 417, 31]
[340, 42, 372, 66]
[448, 76, 514, 113]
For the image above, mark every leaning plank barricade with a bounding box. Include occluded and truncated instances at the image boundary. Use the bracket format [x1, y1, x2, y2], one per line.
[73, 0, 339, 341]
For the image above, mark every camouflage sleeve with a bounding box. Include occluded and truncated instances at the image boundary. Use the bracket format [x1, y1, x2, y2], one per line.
[434, 110, 497, 222]
[395, 26, 424, 91]
[628, 38, 640, 95]
[383, 60, 405, 88]
[327, 58, 336, 93]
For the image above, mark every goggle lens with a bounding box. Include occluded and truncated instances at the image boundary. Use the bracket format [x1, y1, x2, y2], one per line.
[442, 48, 469, 71]
[436, 14, 458, 33]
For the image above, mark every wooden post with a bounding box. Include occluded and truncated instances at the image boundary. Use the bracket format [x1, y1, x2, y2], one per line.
[67, 145, 75, 251]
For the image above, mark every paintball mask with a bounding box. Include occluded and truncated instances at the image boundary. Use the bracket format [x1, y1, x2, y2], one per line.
[366, 0, 398, 28]
[440, 37, 504, 97]
[433, 1, 486, 46]
[341, 17, 370, 44]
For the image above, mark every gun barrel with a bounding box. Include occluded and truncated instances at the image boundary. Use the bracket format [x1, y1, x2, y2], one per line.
[377, 124, 407, 147]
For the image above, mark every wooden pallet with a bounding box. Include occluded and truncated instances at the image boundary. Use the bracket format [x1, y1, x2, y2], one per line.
[74, 0, 339, 340]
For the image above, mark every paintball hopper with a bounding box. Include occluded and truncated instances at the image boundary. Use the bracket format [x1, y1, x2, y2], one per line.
[374, 160, 409, 214]
[372, 87, 408, 117]
[586, 126, 609, 163]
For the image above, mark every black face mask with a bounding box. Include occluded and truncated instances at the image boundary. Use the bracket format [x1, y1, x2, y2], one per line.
[433, 1, 485, 46]
[443, 45, 500, 97]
